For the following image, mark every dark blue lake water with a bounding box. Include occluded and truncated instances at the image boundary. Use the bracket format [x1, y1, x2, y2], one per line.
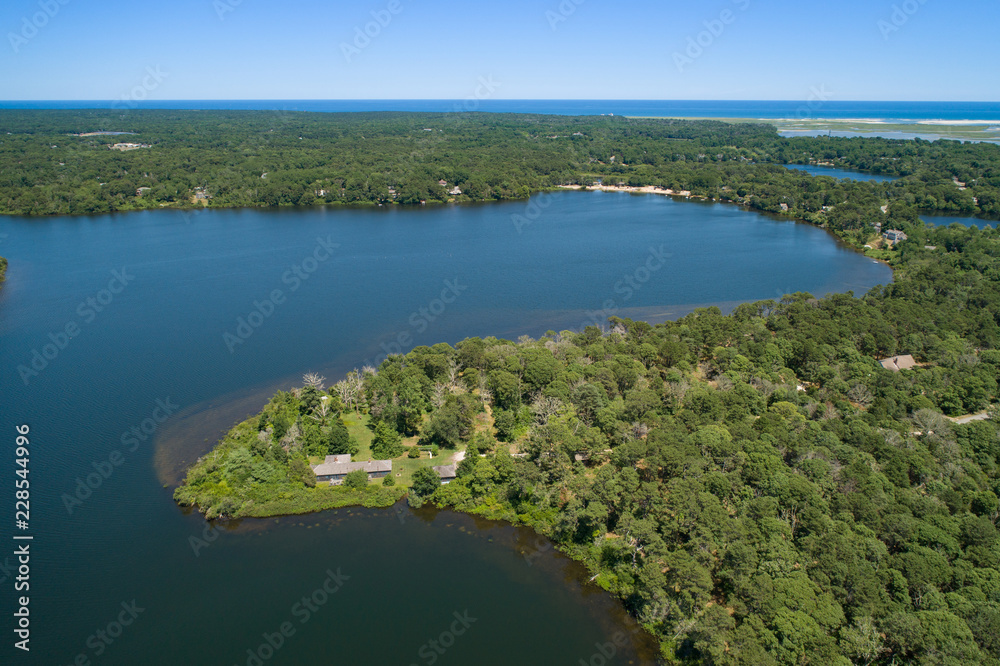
[0, 192, 892, 664]
[921, 214, 996, 228]
[783, 164, 899, 183]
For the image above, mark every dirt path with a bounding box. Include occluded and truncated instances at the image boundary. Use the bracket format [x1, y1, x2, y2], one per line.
[949, 412, 991, 425]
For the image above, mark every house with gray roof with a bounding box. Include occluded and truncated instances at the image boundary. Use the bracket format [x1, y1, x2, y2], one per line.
[883, 229, 908, 245]
[432, 464, 457, 484]
[311, 455, 392, 485]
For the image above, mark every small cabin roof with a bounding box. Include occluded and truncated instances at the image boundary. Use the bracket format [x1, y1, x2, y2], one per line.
[312, 458, 392, 476]
[432, 464, 457, 479]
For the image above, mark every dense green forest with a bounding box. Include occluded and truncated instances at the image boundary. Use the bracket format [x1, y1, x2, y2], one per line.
[2, 111, 999, 252]
[177, 211, 1000, 664]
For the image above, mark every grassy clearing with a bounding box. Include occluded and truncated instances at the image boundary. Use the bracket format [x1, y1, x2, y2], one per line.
[341, 413, 459, 487]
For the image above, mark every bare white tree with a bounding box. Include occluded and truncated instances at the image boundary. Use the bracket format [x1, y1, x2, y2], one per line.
[446, 360, 460, 388]
[911, 408, 951, 438]
[302, 372, 326, 390]
[432, 383, 448, 408]
[333, 380, 352, 411]
[309, 396, 333, 423]
[750, 377, 779, 400]
[820, 403, 839, 421]
[847, 383, 874, 407]
[880, 429, 904, 448]
[664, 379, 691, 404]
[479, 388, 493, 408]
[325, 370, 365, 416]
[631, 422, 650, 440]
[280, 422, 301, 449]
[531, 395, 564, 426]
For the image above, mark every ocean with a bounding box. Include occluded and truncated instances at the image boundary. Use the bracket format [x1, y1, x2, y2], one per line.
[2, 99, 999, 121]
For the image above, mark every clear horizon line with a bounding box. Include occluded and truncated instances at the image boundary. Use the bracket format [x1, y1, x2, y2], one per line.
[2, 98, 999, 103]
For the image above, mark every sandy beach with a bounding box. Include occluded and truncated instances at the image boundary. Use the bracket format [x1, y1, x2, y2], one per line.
[557, 184, 695, 197]
[917, 119, 1000, 125]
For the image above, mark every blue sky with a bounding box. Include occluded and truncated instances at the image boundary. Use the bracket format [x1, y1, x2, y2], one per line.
[0, 0, 996, 100]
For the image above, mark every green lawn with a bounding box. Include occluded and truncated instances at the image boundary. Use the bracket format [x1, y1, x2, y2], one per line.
[340, 413, 460, 487]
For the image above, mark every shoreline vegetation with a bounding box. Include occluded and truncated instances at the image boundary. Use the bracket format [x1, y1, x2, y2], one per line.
[172, 383, 409, 519]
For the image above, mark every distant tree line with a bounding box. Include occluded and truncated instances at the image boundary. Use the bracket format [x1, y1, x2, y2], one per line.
[1, 111, 998, 250]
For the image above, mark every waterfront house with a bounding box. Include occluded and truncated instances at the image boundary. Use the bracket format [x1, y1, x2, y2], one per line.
[432, 465, 457, 484]
[884, 229, 908, 244]
[311, 455, 392, 485]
